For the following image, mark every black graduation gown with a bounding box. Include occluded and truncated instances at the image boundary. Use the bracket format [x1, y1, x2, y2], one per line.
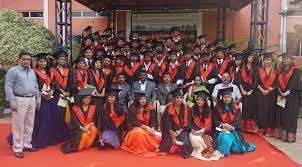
[276, 68, 301, 133]
[255, 68, 278, 129]
[124, 62, 142, 85]
[181, 61, 199, 85]
[190, 107, 213, 136]
[199, 63, 219, 94]
[239, 65, 258, 120]
[88, 69, 106, 110]
[51, 67, 74, 120]
[127, 104, 158, 130]
[159, 104, 193, 157]
[97, 104, 126, 144]
[165, 63, 183, 84]
[212, 104, 249, 149]
[60, 104, 98, 154]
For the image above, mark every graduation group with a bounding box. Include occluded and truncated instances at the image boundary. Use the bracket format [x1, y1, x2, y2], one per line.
[8, 26, 301, 160]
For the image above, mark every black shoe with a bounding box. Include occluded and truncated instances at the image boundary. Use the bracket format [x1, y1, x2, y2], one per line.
[183, 155, 191, 159]
[23, 147, 39, 152]
[15, 152, 24, 158]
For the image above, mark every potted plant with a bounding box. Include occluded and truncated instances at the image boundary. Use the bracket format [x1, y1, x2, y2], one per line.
[0, 68, 8, 117]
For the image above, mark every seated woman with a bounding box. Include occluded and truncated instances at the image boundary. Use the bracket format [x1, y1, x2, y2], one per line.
[189, 89, 223, 161]
[121, 90, 162, 157]
[61, 88, 98, 154]
[160, 87, 193, 159]
[98, 88, 126, 150]
[187, 76, 204, 106]
[213, 87, 255, 157]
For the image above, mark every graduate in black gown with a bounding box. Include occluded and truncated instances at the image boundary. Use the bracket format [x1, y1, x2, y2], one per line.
[275, 54, 301, 142]
[61, 88, 99, 154]
[88, 57, 106, 109]
[255, 52, 277, 136]
[98, 88, 126, 149]
[213, 87, 255, 156]
[238, 52, 258, 133]
[160, 87, 193, 159]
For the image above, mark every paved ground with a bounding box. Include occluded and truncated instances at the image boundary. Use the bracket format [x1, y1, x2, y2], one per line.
[0, 115, 301, 165]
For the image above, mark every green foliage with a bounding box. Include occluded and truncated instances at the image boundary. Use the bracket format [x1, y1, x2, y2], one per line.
[0, 9, 55, 65]
[0, 69, 8, 107]
[224, 37, 249, 51]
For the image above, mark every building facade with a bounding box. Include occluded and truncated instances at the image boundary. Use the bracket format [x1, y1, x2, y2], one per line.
[1, 0, 302, 54]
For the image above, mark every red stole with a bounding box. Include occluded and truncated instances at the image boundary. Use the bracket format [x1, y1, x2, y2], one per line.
[167, 104, 188, 126]
[218, 105, 239, 124]
[241, 65, 253, 85]
[199, 63, 214, 80]
[75, 69, 88, 89]
[185, 61, 196, 80]
[168, 63, 180, 81]
[124, 63, 140, 77]
[157, 62, 167, 77]
[193, 110, 212, 132]
[215, 59, 229, 75]
[278, 67, 297, 90]
[147, 63, 157, 74]
[91, 70, 105, 91]
[102, 67, 111, 78]
[136, 104, 153, 125]
[50, 67, 69, 90]
[34, 68, 51, 86]
[104, 104, 125, 128]
[72, 105, 96, 126]
[116, 64, 124, 76]
[258, 68, 276, 90]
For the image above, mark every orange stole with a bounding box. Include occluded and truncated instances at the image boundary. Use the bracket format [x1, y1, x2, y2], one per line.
[241, 65, 253, 85]
[50, 67, 69, 90]
[167, 104, 188, 127]
[218, 105, 240, 124]
[258, 68, 276, 90]
[34, 68, 52, 86]
[104, 104, 125, 128]
[278, 67, 296, 90]
[75, 69, 88, 89]
[192, 111, 212, 132]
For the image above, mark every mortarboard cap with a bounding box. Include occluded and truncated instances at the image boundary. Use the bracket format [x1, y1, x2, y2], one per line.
[263, 51, 274, 59]
[73, 56, 85, 65]
[78, 87, 96, 96]
[33, 53, 49, 60]
[218, 87, 233, 98]
[83, 26, 92, 32]
[53, 49, 68, 59]
[197, 34, 207, 39]
[133, 90, 147, 99]
[108, 87, 122, 97]
[171, 86, 185, 97]
[192, 86, 209, 100]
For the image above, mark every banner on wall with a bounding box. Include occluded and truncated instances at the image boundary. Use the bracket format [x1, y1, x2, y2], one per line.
[131, 13, 198, 32]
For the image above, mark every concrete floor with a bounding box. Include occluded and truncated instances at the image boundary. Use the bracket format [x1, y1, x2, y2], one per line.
[0, 115, 301, 165]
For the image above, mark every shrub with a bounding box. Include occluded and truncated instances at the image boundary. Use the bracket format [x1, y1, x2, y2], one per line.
[0, 9, 55, 65]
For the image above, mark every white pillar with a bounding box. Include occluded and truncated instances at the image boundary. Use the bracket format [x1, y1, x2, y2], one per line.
[280, 0, 288, 53]
[126, 11, 131, 39]
[197, 10, 203, 36]
[43, 0, 49, 29]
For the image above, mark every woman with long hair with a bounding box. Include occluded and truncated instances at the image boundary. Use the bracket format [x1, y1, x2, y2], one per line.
[88, 57, 106, 108]
[98, 88, 126, 150]
[239, 52, 258, 132]
[121, 90, 162, 157]
[275, 54, 301, 142]
[213, 87, 255, 157]
[189, 89, 223, 160]
[160, 87, 193, 159]
[255, 52, 277, 136]
[61, 88, 98, 154]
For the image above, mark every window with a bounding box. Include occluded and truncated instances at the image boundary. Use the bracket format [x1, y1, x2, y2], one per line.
[71, 11, 105, 18]
[19, 11, 43, 18]
[21, 12, 29, 17]
[71, 11, 82, 17]
[30, 12, 43, 18]
[82, 11, 97, 17]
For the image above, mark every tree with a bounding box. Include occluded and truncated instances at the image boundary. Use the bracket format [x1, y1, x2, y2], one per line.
[0, 9, 55, 65]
